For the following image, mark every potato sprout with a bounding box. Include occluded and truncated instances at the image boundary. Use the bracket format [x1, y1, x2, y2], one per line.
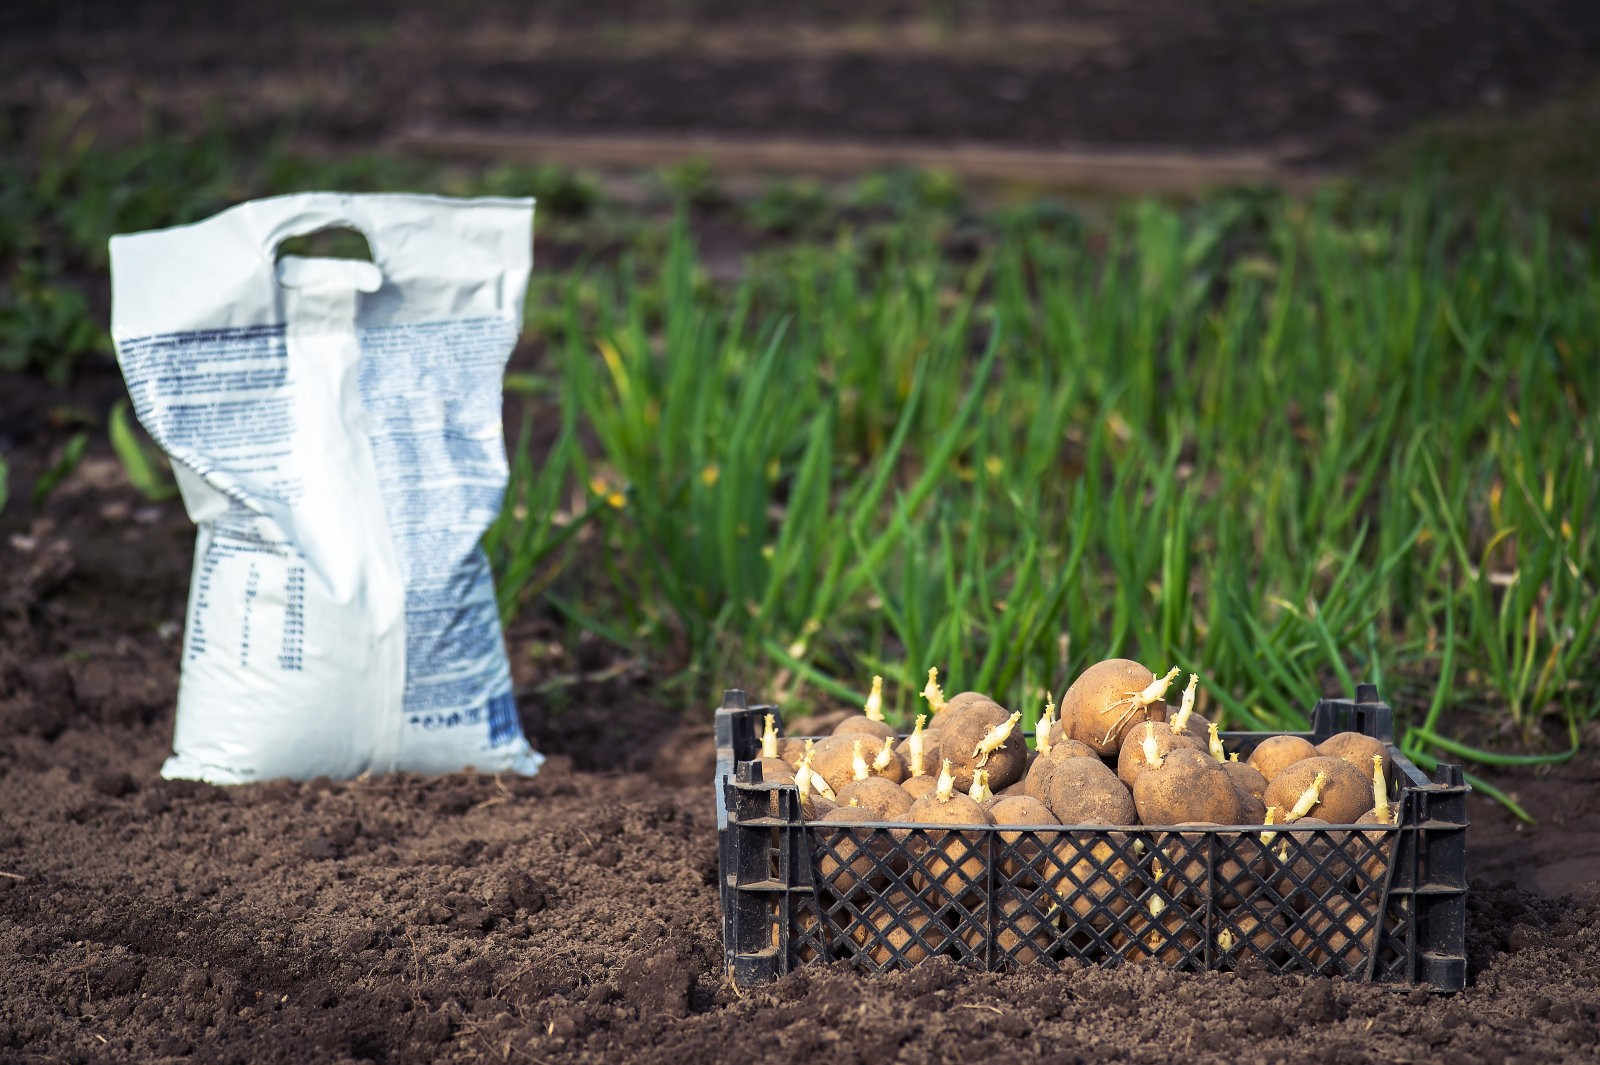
[1260, 805, 1281, 847]
[1114, 721, 1206, 787]
[1095, 665, 1180, 749]
[863, 674, 885, 723]
[972, 712, 1021, 768]
[906, 716, 928, 777]
[1036, 694, 1057, 756]
[797, 741, 837, 802]
[1369, 755, 1391, 824]
[852, 738, 872, 782]
[1355, 754, 1397, 882]
[1169, 674, 1199, 735]
[795, 744, 835, 818]
[872, 735, 897, 775]
[921, 667, 947, 716]
[1063, 660, 1181, 754]
[1286, 770, 1328, 822]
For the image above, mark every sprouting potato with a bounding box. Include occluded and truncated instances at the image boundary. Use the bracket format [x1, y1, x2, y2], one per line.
[808, 735, 866, 793]
[1264, 813, 1344, 906]
[837, 775, 915, 820]
[1289, 894, 1377, 973]
[908, 760, 994, 901]
[842, 734, 907, 784]
[942, 706, 1028, 792]
[817, 804, 888, 894]
[1245, 735, 1318, 782]
[1131, 746, 1241, 826]
[1316, 732, 1391, 783]
[1063, 659, 1181, 755]
[1023, 737, 1099, 801]
[1043, 756, 1138, 826]
[1258, 770, 1343, 902]
[1047, 830, 1137, 930]
[1263, 757, 1371, 824]
[852, 890, 947, 967]
[964, 895, 1058, 965]
[1116, 720, 1205, 787]
[987, 795, 1057, 883]
[1159, 823, 1270, 909]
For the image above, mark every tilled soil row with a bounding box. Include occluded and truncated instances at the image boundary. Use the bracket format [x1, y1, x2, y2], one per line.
[6, 2, 1600, 166]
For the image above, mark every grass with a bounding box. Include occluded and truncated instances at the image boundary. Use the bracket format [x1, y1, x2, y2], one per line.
[546, 189, 1599, 768]
[3, 127, 1597, 786]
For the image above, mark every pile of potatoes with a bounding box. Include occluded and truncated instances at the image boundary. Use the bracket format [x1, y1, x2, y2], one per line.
[758, 661, 1401, 972]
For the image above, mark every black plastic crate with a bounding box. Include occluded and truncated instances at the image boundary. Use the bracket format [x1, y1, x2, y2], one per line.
[715, 684, 1469, 991]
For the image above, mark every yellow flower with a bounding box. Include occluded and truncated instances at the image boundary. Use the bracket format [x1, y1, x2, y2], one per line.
[701, 464, 720, 487]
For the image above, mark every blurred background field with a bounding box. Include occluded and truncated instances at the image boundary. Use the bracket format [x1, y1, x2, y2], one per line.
[3, 2, 1598, 809]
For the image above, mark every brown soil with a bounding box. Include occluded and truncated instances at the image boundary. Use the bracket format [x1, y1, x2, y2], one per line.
[3, 368, 1600, 1064]
[5, 2, 1599, 172]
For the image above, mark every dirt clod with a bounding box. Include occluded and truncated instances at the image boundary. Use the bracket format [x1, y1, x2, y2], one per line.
[617, 947, 694, 1019]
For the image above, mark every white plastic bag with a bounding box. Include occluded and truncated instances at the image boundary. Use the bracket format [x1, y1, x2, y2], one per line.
[109, 193, 544, 783]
